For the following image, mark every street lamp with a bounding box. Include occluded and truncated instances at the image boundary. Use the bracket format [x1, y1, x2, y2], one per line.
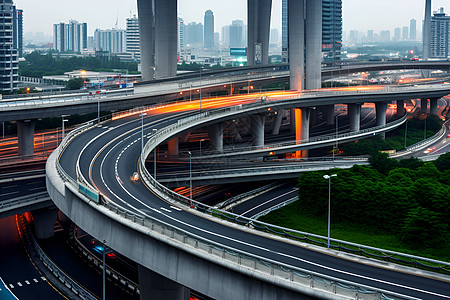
[141, 113, 147, 154]
[188, 151, 193, 205]
[424, 116, 427, 140]
[323, 174, 337, 248]
[153, 128, 157, 180]
[199, 139, 205, 156]
[61, 115, 69, 141]
[199, 67, 204, 110]
[102, 240, 106, 300]
[404, 120, 408, 149]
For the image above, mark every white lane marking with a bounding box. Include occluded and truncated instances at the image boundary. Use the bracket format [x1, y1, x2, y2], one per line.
[160, 207, 172, 213]
[24, 281, 30, 285]
[170, 206, 182, 211]
[41, 277, 46, 281]
[0, 191, 19, 197]
[9, 284, 14, 289]
[16, 282, 22, 287]
[240, 188, 298, 216]
[33, 279, 38, 283]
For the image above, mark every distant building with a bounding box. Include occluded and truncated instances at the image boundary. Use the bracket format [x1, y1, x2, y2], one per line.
[380, 30, 391, 42]
[13, 7, 23, 57]
[402, 26, 409, 40]
[430, 8, 450, 58]
[204, 10, 214, 50]
[229, 20, 244, 48]
[0, 0, 19, 92]
[94, 28, 126, 54]
[53, 20, 87, 53]
[185, 22, 203, 48]
[393, 27, 401, 41]
[410, 19, 417, 40]
[178, 17, 185, 57]
[126, 16, 140, 60]
[221, 25, 230, 47]
[282, 0, 342, 62]
[270, 28, 279, 44]
[367, 30, 374, 42]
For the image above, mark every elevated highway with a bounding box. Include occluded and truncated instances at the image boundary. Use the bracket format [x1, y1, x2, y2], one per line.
[47, 83, 450, 300]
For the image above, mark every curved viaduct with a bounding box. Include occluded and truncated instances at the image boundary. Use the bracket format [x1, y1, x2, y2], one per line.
[47, 84, 450, 300]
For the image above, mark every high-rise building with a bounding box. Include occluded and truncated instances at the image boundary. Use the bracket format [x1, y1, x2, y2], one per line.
[229, 19, 244, 48]
[393, 27, 401, 41]
[0, 0, 19, 93]
[204, 10, 214, 50]
[221, 25, 230, 48]
[410, 19, 417, 40]
[402, 26, 409, 41]
[282, 0, 342, 62]
[53, 20, 87, 53]
[126, 16, 140, 60]
[177, 17, 185, 56]
[270, 28, 279, 44]
[94, 28, 126, 54]
[367, 30, 374, 42]
[380, 30, 391, 42]
[185, 22, 203, 48]
[430, 8, 450, 58]
[13, 7, 22, 57]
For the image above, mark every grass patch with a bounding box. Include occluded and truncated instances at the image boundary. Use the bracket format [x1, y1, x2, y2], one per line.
[258, 202, 450, 263]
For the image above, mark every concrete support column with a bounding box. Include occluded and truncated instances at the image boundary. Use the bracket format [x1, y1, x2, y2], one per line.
[430, 98, 438, 116]
[32, 207, 58, 239]
[376, 102, 388, 126]
[423, 0, 431, 59]
[348, 103, 361, 132]
[207, 123, 224, 152]
[168, 138, 179, 156]
[324, 105, 335, 125]
[396, 100, 406, 117]
[247, 0, 272, 66]
[250, 114, 265, 147]
[271, 110, 284, 135]
[295, 108, 311, 158]
[137, 0, 155, 81]
[288, 0, 305, 91]
[155, 0, 178, 79]
[17, 119, 36, 157]
[305, 0, 323, 90]
[421, 98, 428, 114]
[138, 265, 189, 300]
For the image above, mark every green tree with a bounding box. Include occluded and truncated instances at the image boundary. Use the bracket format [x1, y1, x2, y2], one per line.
[369, 152, 398, 175]
[66, 78, 85, 90]
[434, 152, 450, 172]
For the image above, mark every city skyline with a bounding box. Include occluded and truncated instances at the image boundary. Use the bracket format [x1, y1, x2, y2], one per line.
[15, 0, 449, 37]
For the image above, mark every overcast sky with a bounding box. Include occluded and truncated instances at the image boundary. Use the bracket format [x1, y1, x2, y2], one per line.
[14, 0, 450, 36]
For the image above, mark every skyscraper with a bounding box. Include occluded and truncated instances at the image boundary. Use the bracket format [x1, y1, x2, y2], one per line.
[94, 28, 126, 54]
[185, 22, 203, 48]
[13, 7, 23, 57]
[178, 17, 185, 57]
[402, 26, 409, 41]
[229, 20, 244, 48]
[204, 10, 214, 50]
[410, 19, 417, 40]
[393, 27, 401, 41]
[53, 20, 87, 53]
[430, 7, 450, 58]
[126, 16, 140, 60]
[282, 0, 342, 62]
[0, 0, 19, 93]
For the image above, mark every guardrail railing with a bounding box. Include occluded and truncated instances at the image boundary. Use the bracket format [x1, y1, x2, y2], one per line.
[0, 192, 50, 212]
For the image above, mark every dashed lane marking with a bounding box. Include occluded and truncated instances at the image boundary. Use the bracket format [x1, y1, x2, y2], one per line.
[9, 284, 14, 289]
[41, 277, 46, 281]
[33, 279, 38, 283]
[25, 281, 30, 285]
[16, 283, 22, 287]
[160, 207, 172, 213]
[170, 206, 182, 211]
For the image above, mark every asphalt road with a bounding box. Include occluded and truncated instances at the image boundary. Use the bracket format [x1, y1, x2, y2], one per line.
[0, 177, 46, 202]
[59, 106, 450, 299]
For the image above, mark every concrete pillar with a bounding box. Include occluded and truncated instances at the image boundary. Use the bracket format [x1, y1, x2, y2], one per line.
[168, 138, 179, 156]
[155, 0, 178, 79]
[289, 0, 305, 91]
[138, 265, 189, 300]
[207, 123, 224, 152]
[295, 108, 311, 158]
[247, 0, 272, 66]
[230, 121, 242, 142]
[396, 100, 406, 117]
[305, 0, 323, 90]
[250, 114, 265, 147]
[348, 103, 361, 132]
[423, 0, 431, 59]
[271, 110, 284, 135]
[17, 119, 36, 157]
[324, 105, 335, 125]
[430, 98, 438, 116]
[376, 102, 387, 139]
[137, 0, 156, 81]
[421, 98, 428, 114]
[32, 207, 58, 239]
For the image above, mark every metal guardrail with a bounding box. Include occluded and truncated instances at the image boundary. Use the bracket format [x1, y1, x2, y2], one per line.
[250, 197, 298, 220]
[17, 215, 97, 300]
[215, 182, 280, 209]
[0, 192, 50, 211]
[54, 92, 450, 300]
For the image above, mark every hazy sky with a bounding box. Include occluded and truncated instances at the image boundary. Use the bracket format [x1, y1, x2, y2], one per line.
[14, 0, 450, 36]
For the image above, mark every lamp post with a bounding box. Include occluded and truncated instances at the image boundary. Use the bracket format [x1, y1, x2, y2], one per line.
[323, 174, 337, 248]
[153, 128, 157, 180]
[188, 151, 192, 204]
[424, 116, 427, 140]
[199, 139, 205, 156]
[404, 120, 408, 149]
[61, 115, 69, 141]
[141, 113, 147, 154]
[199, 66, 204, 110]
[102, 240, 106, 300]
[248, 80, 251, 94]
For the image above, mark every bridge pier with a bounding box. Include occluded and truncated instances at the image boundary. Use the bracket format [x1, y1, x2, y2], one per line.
[138, 265, 190, 300]
[271, 110, 284, 135]
[376, 102, 387, 139]
[168, 138, 179, 156]
[207, 123, 224, 152]
[295, 108, 311, 158]
[323, 105, 335, 126]
[348, 103, 361, 132]
[288, 0, 305, 91]
[421, 98, 428, 114]
[430, 98, 438, 116]
[17, 119, 36, 157]
[137, 0, 155, 81]
[305, 0, 323, 90]
[247, 0, 272, 66]
[396, 100, 406, 117]
[32, 206, 58, 239]
[250, 114, 265, 146]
